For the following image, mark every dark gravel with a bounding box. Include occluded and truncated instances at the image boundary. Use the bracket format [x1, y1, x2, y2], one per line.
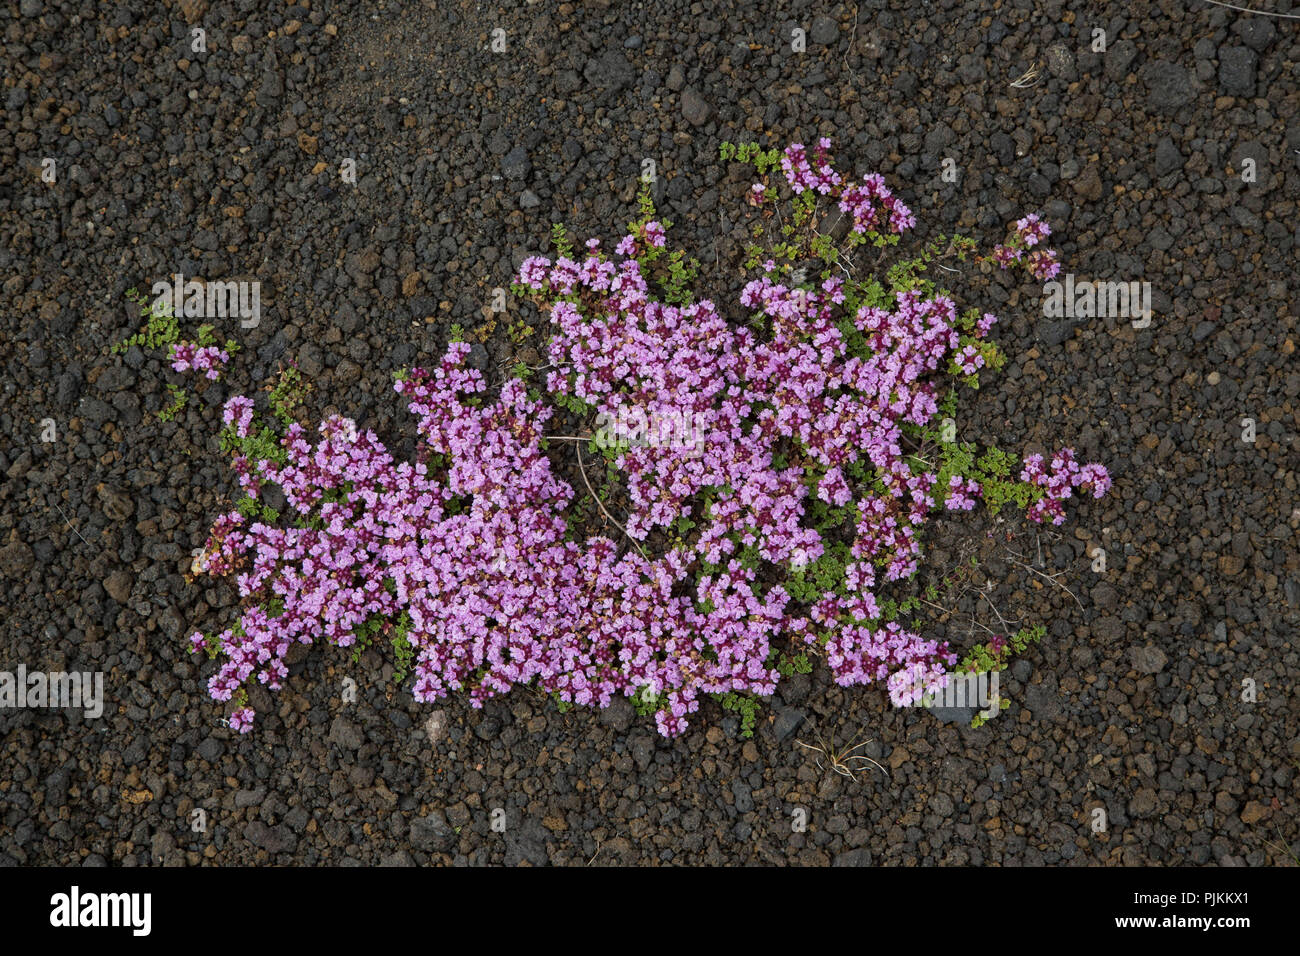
[1, 0, 1298, 866]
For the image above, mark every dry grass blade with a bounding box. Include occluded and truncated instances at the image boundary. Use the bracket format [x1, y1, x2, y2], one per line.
[53, 502, 92, 548]
[1003, 551, 1084, 610]
[1009, 62, 1042, 89]
[1196, 0, 1300, 18]
[1260, 824, 1299, 866]
[575, 439, 648, 560]
[796, 724, 889, 783]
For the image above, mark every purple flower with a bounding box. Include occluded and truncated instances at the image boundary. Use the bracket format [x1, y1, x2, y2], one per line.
[169, 341, 231, 380]
[944, 475, 980, 511]
[1027, 248, 1061, 281]
[190, 143, 1107, 738]
[1015, 213, 1051, 247]
[222, 395, 255, 437]
[992, 244, 1023, 268]
[228, 708, 255, 733]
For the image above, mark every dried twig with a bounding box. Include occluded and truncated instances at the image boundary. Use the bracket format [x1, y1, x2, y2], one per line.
[53, 503, 92, 548]
[979, 584, 1022, 634]
[1260, 823, 1300, 866]
[1009, 62, 1042, 89]
[842, 4, 860, 73]
[715, 210, 722, 272]
[918, 597, 1003, 640]
[1004, 553, 1084, 610]
[796, 724, 888, 782]
[575, 440, 647, 559]
[1196, 0, 1300, 18]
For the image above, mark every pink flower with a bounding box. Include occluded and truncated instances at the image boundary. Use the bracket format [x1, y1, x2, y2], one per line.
[1027, 249, 1060, 281]
[190, 143, 1106, 739]
[222, 395, 255, 437]
[993, 244, 1023, 268]
[1015, 213, 1051, 247]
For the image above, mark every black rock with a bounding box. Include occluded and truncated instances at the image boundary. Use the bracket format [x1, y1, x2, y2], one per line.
[1154, 138, 1183, 176]
[833, 848, 873, 866]
[78, 397, 115, 424]
[598, 695, 634, 732]
[466, 343, 489, 373]
[777, 671, 811, 705]
[770, 704, 805, 742]
[731, 779, 754, 813]
[989, 132, 1014, 167]
[809, 15, 839, 45]
[501, 146, 531, 181]
[1218, 47, 1257, 98]
[1142, 61, 1195, 112]
[1234, 18, 1275, 52]
[681, 87, 713, 127]
[196, 737, 222, 762]
[1039, 319, 1079, 347]
[244, 820, 297, 854]
[503, 818, 550, 866]
[474, 715, 500, 740]
[583, 51, 634, 93]
[1024, 683, 1063, 720]
[328, 715, 363, 749]
[1105, 40, 1137, 81]
[930, 706, 976, 724]
[629, 732, 654, 769]
[410, 811, 456, 853]
[0, 540, 35, 578]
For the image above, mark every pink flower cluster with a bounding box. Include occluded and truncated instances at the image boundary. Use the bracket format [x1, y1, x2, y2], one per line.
[1015, 213, 1051, 246]
[779, 139, 916, 235]
[170, 341, 230, 380]
[839, 171, 916, 234]
[993, 213, 1060, 280]
[1020, 448, 1112, 525]
[642, 221, 666, 248]
[945, 475, 981, 511]
[1026, 249, 1061, 281]
[222, 395, 254, 434]
[191, 142, 1109, 737]
[193, 348, 807, 736]
[781, 139, 842, 195]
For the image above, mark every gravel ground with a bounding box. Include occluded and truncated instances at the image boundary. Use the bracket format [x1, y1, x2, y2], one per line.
[1, 0, 1298, 866]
